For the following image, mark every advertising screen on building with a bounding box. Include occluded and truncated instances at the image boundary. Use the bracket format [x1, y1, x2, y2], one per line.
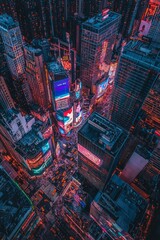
[42, 126, 53, 139]
[78, 144, 102, 166]
[75, 80, 82, 99]
[138, 20, 151, 36]
[74, 101, 82, 125]
[55, 98, 70, 110]
[43, 150, 52, 162]
[63, 107, 73, 125]
[27, 153, 43, 169]
[97, 77, 109, 98]
[57, 107, 73, 134]
[54, 78, 69, 101]
[42, 142, 50, 154]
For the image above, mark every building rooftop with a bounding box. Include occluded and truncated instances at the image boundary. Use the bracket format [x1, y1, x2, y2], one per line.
[30, 103, 47, 115]
[24, 44, 42, 56]
[16, 129, 48, 159]
[83, 10, 121, 29]
[32, 38, 50, 47]
[0, 166, 32, 240]
[123, 40, 160, 70]
[47, 61, 67, 81]
[78, 112, 128, 156]
[0, 14, 18, 30]
[93, 174, 148, 238]
[121, 145, 150, 184]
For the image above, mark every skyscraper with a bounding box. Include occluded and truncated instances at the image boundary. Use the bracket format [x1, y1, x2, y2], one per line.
[0, 75, 15, 111]
[141, 74, 160, 130]
[80, 10, 121, 93]
[24, 44, 50, 109]
[78, 112, 128, 189]
[148, 2, 160, 43]
[83, 0, 103, 18]
[0, 14, 25, 78]
[0, 166, 40, 240]
[15, 0, 43, 41]
[111, 40, 160, 131]
[0, 0, 17, 19]
[112, 0, 147, 38]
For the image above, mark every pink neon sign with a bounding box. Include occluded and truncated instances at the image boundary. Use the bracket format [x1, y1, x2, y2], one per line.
[78, 144, 102, 166]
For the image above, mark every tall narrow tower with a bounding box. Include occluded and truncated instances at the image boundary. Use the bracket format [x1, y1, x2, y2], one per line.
[80, 10, 121, 93]
[0, 14, 25, 78]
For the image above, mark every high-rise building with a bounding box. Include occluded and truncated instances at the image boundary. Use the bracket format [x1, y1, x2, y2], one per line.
[47, 61, 71, 112]
[0, 166, 40, 240]
[80, 10, 121, 93]
[90, 174, 148, 239]
[0, 108, 54, 175]
[24, 44, 50, 109]
[148, 2, 160, 43]
[141, 74, 160, 130]
[83, 0, 103, 18]
[0, 0, 17, 19]
[0, 14, 25, 78]
[15, 0, 44, 41]
[112, 0, 148, 38]
[132, 138, 160, 197]
[138, 1, 160, 43]
[32, 38, 50, 62]
[111, 40, 160, 131]
[0, 75, 15, 111]
[78, 112, 128, 190]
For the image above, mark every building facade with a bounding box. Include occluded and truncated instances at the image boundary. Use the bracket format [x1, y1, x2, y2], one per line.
[24, 44, 50, 110]
[111, 40, 160, 131]
[80, 10, 121, 93]
[0, 75, 15, 111]
[78, 112, 128, 189]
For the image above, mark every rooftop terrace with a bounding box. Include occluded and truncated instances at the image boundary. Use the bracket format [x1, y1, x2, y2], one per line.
[79, 112, 128, 156]
[83, 10, 121, 29]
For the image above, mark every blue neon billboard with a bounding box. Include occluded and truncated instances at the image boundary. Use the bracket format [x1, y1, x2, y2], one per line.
[54, 78, 69, 100]
[42, 142, 50, 154]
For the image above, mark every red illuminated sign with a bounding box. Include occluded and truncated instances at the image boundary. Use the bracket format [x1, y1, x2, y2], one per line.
[43, 150, 51, 162]
[155, 130, 160, 137]
[78, 144, 102, 166]
[43, 126, 53, 139]
[102, 9, 110, 16]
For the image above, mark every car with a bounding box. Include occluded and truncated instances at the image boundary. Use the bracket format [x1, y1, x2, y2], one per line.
[52, 189, 57, 195]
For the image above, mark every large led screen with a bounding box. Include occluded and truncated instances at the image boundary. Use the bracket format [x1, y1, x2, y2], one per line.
[57, 107, 73, 134]
[78, 144, 102, 166]
[42, 142, 50, 154]
[53, 78, 69, 101]
[97, 77, 109, 98]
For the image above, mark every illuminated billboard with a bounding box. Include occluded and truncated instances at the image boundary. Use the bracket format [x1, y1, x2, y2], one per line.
[42, 142, 50, 154]
[138, 20, 151, 36]
[55, 142, 60, 157]
[78, 144, 102, 166]
[42, 126, 53, 139]
[63, 107, 73, 125]
[53, 78, 70, 110]
[57, 107, 73, 134]
[75, 80, 82, 99]
[54, 78, 69, 100]
[43, 150, 52, 162]
[97, 77, 109, 98]
[74, 101, 82, 125]
[55, 98, 70, 110]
